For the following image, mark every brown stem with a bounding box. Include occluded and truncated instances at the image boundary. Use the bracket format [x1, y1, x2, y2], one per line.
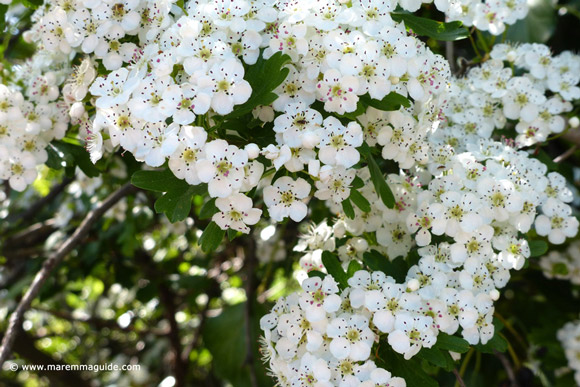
[5, 177, 73, 225]
[244, 239, 258, 387]
[453, 368, 466, 387]
[495, 350, 519, 386]
[0, 183, 136, 367]
[136, 250, 187, 387]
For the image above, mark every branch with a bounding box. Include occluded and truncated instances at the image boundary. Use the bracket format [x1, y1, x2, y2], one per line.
[0, 183, 136, 367]
[5, 177, 73, 225]
[563, 128, 580, 146]
[554, 145, 578, 163]
[32, 307, 169, 336]
[3, 330, 89, 386]
[136, 250, 187, 387]
[243, 239, 258, 387]
[495, 350, 519, 387]
[453, 368, 466, 387]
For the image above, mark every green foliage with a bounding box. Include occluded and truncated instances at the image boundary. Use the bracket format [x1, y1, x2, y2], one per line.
[198, 221, 226, 253]
[0, 4, 7, 33]
[360, 92, 411, 111]
[132, 169, 206, 222]
[529, 239, 549, 257]
[506, 0, 556, 43]
[391, 12, 469, 41]
[321, 251, 348, 289]
[47, 140, 100, 177]
[349, 189, 371, 213]
[434, 333, 471, 354]
[359, 143, 396, 209]
[363, 250, 407, 282]
[342, 196, 356, 219]
[223, 51, 291, 120]
[378, 344, 439, 387]
[202, 303, 273, 386]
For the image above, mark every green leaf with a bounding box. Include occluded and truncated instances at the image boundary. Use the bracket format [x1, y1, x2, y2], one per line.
[199, 198, 218, 219]
[0, 5, 8, 33]
[20, 0, 43, 9]
[227, 228, 240, 241]
[347, 260, 362, 278]
[417, 347, 454, 370]
[308, 270, 327, 279]
[528, 239, 548, 257]
[505, 0, 556, 43]
[360, 92, 411, 111]
[434, 333, 471, 354]
[552, 262, 569, 276]
[154, 185, 196, 223]
[342, 197, 355, 219]
[378, 345, 439, 387]
[351, 176, 364, 189]
[321, 251, 348, 289]
[131, 169, 188, 192]
[132, 169, 206, 222]
[52, 141, 100, 177]
[199, 221, 226, 253]
[475, 332, 508, 354]
[224, 51, 291, 120]
[362, 250, 407, 282]
[391, 12, 469, 41]
[350, 189, 371, 213]
[359, 143, 395, 209]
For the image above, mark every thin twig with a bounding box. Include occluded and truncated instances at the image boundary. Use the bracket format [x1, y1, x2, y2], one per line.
[243, 240, 258, 387]
[554, 145, 578, 163]
[495, 349, 519, 386]
[453, 368, 466, 387]
[0, 183, 136, 367]
[136, 250, 187, 387]
[446, 41, 456, 74]
[32, 307, 169, 336]
[5, 177, 73, 225]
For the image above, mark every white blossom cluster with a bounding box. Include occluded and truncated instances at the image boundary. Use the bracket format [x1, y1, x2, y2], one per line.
[435, 43, 580, 150]
[261, 139, 579, 386]
[557, 318, 580, 386]
[540, 240, 580, 285]
[260, 274, 407, 387]
[0, 53, 74, 192]
[442, 0, 527, 35]
[18, 0, 458, 233]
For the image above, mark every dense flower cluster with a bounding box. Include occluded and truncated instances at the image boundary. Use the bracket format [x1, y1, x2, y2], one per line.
[261, 140, 579, 385]
[437, 43, 580, 150]
[557, 318, 580, 385]
[1, 0, 580, 385]
[20, 0, 458, 230]
[260, 274, 407, 386]
[0, 54, 73, 191]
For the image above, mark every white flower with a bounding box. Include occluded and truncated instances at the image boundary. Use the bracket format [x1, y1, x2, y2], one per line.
[314, 166, 356, 204]
[197, 140, 248, 198]
[198, 58, 252, 115]
[212, 193, 262, 233]
[327, 315, 375, 361]
[168, 126, 208, 185]
[535, 198, 579, 244]
[264, 176, 311, 222]
[317, 117, 363, 168]
[299, 276, 341, 322]
[316, 69, 360, 114]
[388, 313, 436, 360]
[89, 68, 140, 109]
